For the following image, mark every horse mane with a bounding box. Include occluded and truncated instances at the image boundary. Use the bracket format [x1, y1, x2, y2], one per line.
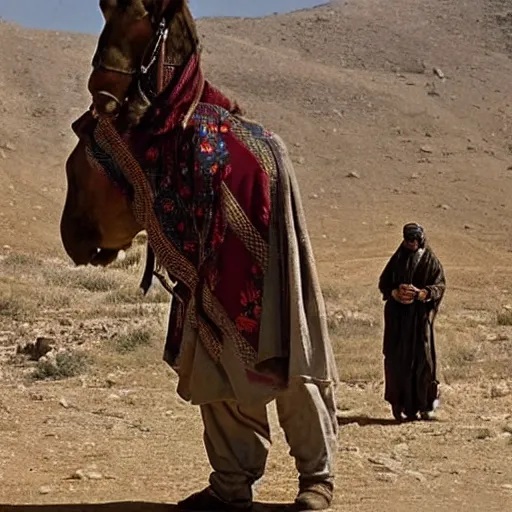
[164, 0, 199, 66]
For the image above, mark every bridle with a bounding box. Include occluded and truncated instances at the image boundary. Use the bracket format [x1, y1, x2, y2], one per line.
[88, 0, 199, 295]
[91, 0, 182, 117]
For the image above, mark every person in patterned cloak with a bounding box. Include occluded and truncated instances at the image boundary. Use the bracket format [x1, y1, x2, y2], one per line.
[378, 223, 446, 422]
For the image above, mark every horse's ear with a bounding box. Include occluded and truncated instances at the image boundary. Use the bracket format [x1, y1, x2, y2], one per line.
[145, 0, 185, 23]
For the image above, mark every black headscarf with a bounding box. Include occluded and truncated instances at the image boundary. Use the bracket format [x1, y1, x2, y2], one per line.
[403, 222, 426, 249]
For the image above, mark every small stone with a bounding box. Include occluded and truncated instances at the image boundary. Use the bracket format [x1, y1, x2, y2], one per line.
[502, 484, 512, 490]
[341, 445, 361, 456]
[59, 398, 70, 409]
[368, 455, 402, 474]
[310, 193, 319, 199]
[376, 473, 398, 483]
[433, 67, 445, 79]
[393, 443, 410, 455]
[71, 469, 86, 480]
[297, 156, 305, 165]
[438, 204, 451, 210]
[491, 382, 510, 398]
[346, 171, 360, 179]
[106, 375, 117, 388]
[59, 318, 73, 327]
[405, 470, 427, 482]
[39, 486, 51, 495]
[420, 145, 434, 154]
[86, 471, 103, 480]
[34, 337, 54, 360]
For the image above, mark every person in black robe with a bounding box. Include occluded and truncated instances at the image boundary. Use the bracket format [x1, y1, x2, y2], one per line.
[378, 223, 446, 422]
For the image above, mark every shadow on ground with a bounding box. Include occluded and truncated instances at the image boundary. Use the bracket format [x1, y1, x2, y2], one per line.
[336, 414, 399, 426]
[0, 502, 293, 512]
[337, 414, 445, 427]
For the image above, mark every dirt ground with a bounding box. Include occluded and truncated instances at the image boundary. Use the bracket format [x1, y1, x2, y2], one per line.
[1, 0, 512, 510]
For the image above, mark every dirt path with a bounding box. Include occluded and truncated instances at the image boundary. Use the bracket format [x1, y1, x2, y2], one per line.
[1, 368, 512, 511]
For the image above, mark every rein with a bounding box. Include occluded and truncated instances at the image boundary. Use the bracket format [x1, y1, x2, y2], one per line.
[138, 1, 173, 296]
[92, 0, 196, 297]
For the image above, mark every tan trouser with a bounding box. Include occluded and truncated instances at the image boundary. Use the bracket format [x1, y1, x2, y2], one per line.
[200, 378, 338, 504]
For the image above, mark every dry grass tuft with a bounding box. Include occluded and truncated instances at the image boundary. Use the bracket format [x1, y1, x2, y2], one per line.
[33, 350, 91, 380]
[1, 252, 43, 268]
[114, 327, 153, 354]
[0, 289, 37, 321]
[44, 267, 123, 292]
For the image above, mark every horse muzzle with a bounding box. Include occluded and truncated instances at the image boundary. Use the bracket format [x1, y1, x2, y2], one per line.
[88, 68, 134, 119]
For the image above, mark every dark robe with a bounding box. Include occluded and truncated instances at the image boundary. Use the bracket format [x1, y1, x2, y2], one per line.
[378, 244, 446, 416]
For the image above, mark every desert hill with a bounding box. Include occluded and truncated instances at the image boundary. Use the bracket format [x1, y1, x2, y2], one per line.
[0, 0, 511, 270]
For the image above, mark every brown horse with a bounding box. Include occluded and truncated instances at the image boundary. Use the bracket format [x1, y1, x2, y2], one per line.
[61, 0, 198, 265]
[60, 1, 339, 510]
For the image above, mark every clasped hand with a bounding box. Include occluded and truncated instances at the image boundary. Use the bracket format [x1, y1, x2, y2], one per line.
[391, 284, 428, 304]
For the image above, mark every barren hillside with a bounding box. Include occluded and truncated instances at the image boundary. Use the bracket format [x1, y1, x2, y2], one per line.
[0, 0, 511, 263]
[1, 1, 512, 510]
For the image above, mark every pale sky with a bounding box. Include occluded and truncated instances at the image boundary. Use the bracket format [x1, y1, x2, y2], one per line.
[0, 0, 328, 34]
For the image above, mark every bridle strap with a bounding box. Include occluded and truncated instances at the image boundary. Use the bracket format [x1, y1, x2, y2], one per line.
[139, 0, 174, 296]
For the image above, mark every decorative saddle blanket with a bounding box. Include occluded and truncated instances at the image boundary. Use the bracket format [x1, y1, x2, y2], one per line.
[82, 57, 286, 381]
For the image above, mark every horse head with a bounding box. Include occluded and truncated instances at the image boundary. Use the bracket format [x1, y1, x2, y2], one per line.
[60, 0, 198, 267]
[89, 0, 198, 124]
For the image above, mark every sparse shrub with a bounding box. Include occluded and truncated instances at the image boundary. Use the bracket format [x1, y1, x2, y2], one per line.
[440, 331, 480, 382]
[144, 285, 169, 304]
[44, 267, 121, 292]
[327, 309, 377, 338]
[497, 310, 512, 326]
[114, 328, 152, 353]
[33, 350, 90, 380]
[105, 283, 169, 305]
[36, 290, 72, 309]
[77, 273, 120, 292]
[105, 288, 143, 305]
[2, 252, 43, 267]
[110, 247, 144, 269]
[474, 428, 493, 440]
[0, 292, 36, 321]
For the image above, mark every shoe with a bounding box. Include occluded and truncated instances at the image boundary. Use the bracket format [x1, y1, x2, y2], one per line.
[391, 405, 403, 422]
[178, 486, 252, 511]
[420, 411, 435, 421]
[295, 481, 333, 511]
